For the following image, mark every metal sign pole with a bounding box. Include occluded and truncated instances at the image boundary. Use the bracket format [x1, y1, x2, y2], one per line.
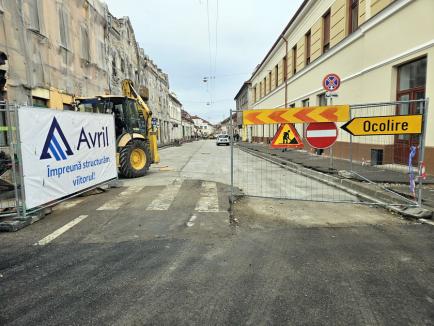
[14, 106, 27, 217]
[329, 96, 334, 170]
[349, 106, 353, 173]
[229, 109, 234, 202]
[417, 98, 429, 207]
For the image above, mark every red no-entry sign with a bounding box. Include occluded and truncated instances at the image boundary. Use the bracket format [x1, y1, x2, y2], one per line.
[305, 122, 338, 149]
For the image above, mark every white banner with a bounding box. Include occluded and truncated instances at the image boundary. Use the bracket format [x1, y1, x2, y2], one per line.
[18, 107, 117, 209]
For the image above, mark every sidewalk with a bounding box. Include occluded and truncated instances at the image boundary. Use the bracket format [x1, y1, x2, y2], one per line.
[238, 142, 434, 210]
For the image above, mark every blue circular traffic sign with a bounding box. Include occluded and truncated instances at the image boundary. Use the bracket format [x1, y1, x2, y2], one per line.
[323, 73, 341, 92]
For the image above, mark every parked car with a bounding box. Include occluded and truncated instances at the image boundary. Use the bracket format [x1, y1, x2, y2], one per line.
[216, 134, 230, 146]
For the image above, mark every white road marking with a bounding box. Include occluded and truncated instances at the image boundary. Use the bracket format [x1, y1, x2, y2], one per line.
[186, 215, 197, 227]
[419, 218, 434, 226]
[195, 181, 219, 212]
[146, 182, 182, 211]
[306, 129, 337, 137]
[97, 186, 143, 211]
[34, 215, 88, 246]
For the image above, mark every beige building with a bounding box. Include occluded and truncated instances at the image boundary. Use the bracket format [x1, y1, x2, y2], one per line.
[141, 56, 171, 145]
[0, 0, 109, 108]
[242, 0, 433, 173]
[0, 0, 178, 146]
[234, 81, 251, 141]
[191, 116, 215, 138]
[168, 92, 182, 143]
[181, 110, 196, 141]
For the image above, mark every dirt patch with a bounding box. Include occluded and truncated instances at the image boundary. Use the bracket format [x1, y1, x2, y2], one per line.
[233, 196, 409, 228]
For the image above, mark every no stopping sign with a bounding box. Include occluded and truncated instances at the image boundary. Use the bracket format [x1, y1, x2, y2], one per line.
[323, 73, 341, 92]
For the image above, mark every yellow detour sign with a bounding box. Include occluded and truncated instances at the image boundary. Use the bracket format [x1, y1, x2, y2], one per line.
[341, 115, 423, 136]
[270, 124, 304, 149]
[243, 105, 350, 125]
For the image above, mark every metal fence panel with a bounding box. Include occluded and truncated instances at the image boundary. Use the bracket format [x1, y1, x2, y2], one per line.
[229, 99, 428, 207]
[1, 104, 119, 221]
[0, 102, 23, 217]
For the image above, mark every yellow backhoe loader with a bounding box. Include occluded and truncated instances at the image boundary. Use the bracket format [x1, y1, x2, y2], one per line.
[75, 80, 160, 178]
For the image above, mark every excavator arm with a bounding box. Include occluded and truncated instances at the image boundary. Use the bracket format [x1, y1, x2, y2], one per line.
[121, 79, 160, 164]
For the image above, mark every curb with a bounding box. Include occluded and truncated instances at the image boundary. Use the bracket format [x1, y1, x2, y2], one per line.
[238, 145, 433, 220]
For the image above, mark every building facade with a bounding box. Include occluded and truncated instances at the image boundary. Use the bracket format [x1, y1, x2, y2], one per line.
[141, 55, 171, 145]
[191, 116, 215, 137]
[234, 81, 251, 141]
[241, 0, 434, 173]
[216, 113, 238, 136]
[0, 0, 182, 147]
[168, 92, 182, 143]
[181, 109, 196, 141]
[0, 0, 109, 108]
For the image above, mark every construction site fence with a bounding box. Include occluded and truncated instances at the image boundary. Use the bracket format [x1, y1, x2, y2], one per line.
[0, 104, 117, 219]
[229, 99, 429, 207]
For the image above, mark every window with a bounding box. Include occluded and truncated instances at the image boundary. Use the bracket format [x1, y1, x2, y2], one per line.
[289, 103, 295, 108]
[305, 30, 311, 65]
[269, 71, 272, 91]
[32, 97, 48, 108]
[323, 10, 331, 53]
[349, 0, 359, 34]
[99, 41, 105, 68]
[253, 85, 257, 102]
[318, 93, 327, 106]
[274, 64, 279, 87]
[28, 0, 41, 32]
[63, 103, 73, 111]
[263, 77, 267, 95]
[58, 8, 69, 48]
[81, 27, 90, 61]
[301, 99, 310, 136]
[398, 57, 427, 92]
[112, 56, 117, 77]
[395, 57, 427, 163]
[283, 56, 287, 81]
[292, 45, 297, 75]
[121, 59, 125, 73]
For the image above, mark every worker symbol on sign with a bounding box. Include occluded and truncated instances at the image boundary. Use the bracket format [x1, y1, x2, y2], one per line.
[271, 124, 304, 149]
[283, 131, 291, 144]
[323, 73, 341, 92]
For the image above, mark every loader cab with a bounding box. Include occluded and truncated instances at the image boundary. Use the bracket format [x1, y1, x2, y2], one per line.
[75, 96, 147, 138]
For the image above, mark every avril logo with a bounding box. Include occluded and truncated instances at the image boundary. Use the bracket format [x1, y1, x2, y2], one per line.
[40, 117, 74, 161]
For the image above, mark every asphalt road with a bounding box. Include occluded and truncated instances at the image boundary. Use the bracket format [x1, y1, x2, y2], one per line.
[0, 140, 433, 325]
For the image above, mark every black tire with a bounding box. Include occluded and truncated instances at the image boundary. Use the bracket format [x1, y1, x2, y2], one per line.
[119, 139, 151, 178]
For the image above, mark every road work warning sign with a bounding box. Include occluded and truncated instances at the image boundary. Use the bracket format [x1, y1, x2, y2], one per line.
[270, 124, 304, 149]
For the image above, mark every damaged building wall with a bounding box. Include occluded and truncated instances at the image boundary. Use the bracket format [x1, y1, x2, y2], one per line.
[141, 55, 171, 145]
[106, 14, 140, 95]
[0, 0, 109, 107]
[0, 0, 182, 145]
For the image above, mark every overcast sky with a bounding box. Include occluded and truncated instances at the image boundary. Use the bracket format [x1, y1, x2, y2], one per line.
[103, 0, 304, 123]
